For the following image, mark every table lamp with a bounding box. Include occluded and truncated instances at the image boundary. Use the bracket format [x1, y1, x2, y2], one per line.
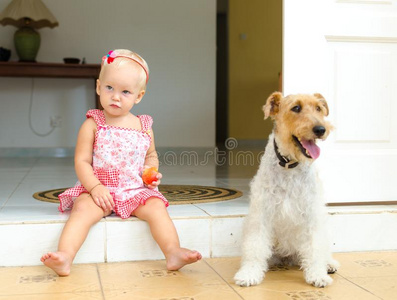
[0, 0, 58, 62]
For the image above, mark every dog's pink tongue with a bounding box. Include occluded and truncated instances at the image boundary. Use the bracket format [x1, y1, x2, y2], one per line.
[301, 140, 320, 159]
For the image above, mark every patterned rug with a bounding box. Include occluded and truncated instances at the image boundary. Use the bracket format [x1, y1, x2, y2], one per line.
[33, 185, 243, 205]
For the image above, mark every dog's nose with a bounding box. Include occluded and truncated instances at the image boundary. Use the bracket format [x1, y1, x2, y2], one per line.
[313, 126, 326, 137]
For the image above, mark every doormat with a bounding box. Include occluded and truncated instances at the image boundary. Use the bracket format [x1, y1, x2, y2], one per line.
[33, 185, 243, 205]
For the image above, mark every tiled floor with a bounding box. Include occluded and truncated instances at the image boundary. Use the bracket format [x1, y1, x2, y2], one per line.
[1, 154, 397, 299]
[0, 252, 396, 299]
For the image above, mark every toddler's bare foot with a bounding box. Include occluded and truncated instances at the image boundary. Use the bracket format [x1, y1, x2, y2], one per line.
[40, 252, 72, 276]
[166, 248, 202, 271]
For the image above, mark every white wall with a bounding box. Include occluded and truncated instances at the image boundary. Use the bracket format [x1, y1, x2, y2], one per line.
[0, 0, 216, 148]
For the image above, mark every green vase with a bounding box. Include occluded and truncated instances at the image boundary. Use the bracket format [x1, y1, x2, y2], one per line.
[14, 27, 40, 62]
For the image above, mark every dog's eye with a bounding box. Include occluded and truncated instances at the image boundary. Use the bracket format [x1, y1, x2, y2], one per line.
[316, 106, 321, 112]
[291, 105, 301, 113]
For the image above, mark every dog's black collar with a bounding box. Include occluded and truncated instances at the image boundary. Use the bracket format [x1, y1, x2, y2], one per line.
[274, 139, 299, 169]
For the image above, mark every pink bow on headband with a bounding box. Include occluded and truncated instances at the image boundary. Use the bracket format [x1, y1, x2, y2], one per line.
[103, 50, 117, 64]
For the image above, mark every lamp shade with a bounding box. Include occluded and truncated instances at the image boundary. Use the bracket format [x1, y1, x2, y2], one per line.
[0, 0, 58, 29]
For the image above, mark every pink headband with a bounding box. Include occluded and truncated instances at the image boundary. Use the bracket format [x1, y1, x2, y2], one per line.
[102, 50, 149, 84]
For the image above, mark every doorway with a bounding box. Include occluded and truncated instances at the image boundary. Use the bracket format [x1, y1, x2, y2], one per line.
[216, 7, 228, 147]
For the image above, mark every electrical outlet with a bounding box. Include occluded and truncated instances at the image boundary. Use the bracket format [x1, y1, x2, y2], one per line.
[50, 116, 62, 128]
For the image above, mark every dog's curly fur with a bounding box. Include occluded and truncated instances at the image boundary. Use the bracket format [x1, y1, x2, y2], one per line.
[234, 92, 339, 288]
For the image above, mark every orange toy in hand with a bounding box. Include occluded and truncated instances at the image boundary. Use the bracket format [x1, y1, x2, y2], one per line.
[142, 167, 158, 185]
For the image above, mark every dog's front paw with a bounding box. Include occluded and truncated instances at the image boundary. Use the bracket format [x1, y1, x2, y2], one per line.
[327, 259, 340, 274]
[234, 264, 264, 287]
[305, 272, 333, 288]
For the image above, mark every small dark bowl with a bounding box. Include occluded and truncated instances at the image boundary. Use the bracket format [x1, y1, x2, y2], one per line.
[0, 47, 11, 61]
[63, 57, 80, 64]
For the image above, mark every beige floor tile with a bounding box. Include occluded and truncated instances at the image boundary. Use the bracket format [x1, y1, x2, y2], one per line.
[102, 287, 241, 300]
[334, 251, 397, 277]
[347, 276, 397, 300]
[0, 264, 102, 299]
[203, 256, 240, 276]
[98, 259, 242, 300]
[0, 292, 102, 300]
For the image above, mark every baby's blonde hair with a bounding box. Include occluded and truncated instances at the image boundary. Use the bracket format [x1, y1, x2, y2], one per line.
[100, 49, 150, 90]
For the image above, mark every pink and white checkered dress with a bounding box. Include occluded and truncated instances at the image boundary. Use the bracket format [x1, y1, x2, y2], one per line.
[58, 109, 168, 219]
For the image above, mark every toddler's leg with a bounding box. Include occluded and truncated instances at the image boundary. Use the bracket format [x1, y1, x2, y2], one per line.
[41, 194, 110, 276]
[133, 197, 202, 270]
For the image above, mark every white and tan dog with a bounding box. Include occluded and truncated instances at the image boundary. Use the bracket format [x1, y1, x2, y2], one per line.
[234, 92, 339, 288]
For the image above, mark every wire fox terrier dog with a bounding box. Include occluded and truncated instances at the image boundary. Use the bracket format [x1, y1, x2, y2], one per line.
[234, 92, 339, 288]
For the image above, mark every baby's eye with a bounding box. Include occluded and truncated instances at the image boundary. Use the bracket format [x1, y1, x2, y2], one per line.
[122, 90, 131, 95]
[105, 85, 113, 91]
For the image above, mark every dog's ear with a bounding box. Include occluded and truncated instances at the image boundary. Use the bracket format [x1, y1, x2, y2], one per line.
[313, 93, 329, 116]
[263, 92, 282, 119]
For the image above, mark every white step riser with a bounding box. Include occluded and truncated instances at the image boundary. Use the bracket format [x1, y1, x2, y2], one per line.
[1, 212, 396, 267]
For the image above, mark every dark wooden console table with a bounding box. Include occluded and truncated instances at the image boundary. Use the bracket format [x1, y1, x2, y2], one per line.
[0, 62, 101, 108]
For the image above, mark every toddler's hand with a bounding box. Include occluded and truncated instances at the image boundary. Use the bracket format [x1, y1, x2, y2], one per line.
[90, 184, 114, 211]
[146, 172, 162, 189]
[142, 166, 162, 189]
